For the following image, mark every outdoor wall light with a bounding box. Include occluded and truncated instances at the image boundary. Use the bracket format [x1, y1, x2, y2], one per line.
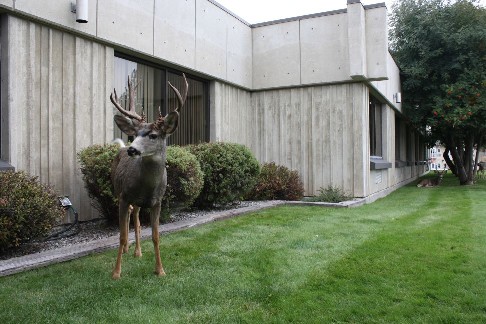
[71, 0, 88, 23]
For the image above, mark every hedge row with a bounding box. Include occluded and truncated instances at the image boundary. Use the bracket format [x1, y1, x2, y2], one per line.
[78, 142, 304, 223]
[0, 143, 305, 252]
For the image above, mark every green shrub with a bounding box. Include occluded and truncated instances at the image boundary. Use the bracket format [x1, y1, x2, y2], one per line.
[78, 144, 120, 224]
[246, 162, 304, 201]
[0, 171, 65, 251]
[308, 185, 352, 203]
[164, 146, 204, 209]
[78, 144, 204, 223]
[188, 142, 260, 208]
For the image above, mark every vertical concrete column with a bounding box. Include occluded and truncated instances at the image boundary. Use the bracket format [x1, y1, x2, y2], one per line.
[0, 16, 10, 164]
[347, 0, 367, 80]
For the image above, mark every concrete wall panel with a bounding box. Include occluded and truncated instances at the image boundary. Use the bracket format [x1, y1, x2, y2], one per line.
[300, 13, 350, 85]
[0, 0, 13, 8]
[154, 0, 196, 69]
[2, 1, 390, 90]
[3, 16, 114, 220]
[252, 21, 300, 89]
[226, 20, 252, 88]
[97, 0, 154, 55]
[15, 0, 96, 36]
[371, 52, 402, 112]
[365, 6, 388, 80]
[195, 0, 228, 79]
[215, 81, 368, 196]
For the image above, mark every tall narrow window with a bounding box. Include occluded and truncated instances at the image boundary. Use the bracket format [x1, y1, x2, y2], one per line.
[395, 116, 401, 161]
[369, 95, 383, 157]
[113, 55, 209, 145]
[406, 127, 413, 162]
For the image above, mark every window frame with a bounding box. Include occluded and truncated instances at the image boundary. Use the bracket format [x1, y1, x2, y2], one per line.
[113, 52, 210, 145]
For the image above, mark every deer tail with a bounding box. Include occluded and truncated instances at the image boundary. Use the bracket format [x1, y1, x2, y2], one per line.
[112, 138, 126, 148]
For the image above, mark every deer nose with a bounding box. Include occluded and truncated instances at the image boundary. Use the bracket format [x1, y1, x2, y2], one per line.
[127, 147, 141, 156]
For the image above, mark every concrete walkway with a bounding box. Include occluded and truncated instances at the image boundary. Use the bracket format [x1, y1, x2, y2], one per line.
[0, 199, 365, 277]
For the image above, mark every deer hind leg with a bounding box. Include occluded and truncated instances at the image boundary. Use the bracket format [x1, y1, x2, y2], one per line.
[112, 200, 130, 280]
[133, 206, 142, 258]
[150, 203, 165, 276]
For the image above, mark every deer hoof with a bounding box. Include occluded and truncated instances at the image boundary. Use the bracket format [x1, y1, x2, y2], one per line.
[112, 271, 121, 280]
[134, 250, 142, 258]
[154, 269, 166, 277]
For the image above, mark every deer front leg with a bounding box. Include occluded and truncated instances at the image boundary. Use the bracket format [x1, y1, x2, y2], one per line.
[112, 200, 130, 280]
[123, 205, 134, 254]
[133, 206, 142, 258]
[151, 203, 165, 276]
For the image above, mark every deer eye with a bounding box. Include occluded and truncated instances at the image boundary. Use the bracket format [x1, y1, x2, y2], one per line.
[148, 134, 158, 140]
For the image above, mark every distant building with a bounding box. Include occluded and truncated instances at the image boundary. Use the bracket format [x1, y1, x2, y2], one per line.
[428, 146, 448, 171]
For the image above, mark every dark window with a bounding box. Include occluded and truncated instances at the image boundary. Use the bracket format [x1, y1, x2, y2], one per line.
[369, 95, 382, 157]
[395, 116, 401, 161]
[406, 127, 413, 162]
[113, 55, 209, 145]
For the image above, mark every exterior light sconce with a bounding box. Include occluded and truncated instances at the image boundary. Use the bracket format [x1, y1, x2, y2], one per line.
[71, 0, 88, 23]
[393, 92, 402, 103]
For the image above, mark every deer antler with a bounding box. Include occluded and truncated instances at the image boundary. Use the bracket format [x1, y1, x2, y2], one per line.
[154, 73, 188, 127]
[110, 76, 146, 122]
[169, 73, 189, 113]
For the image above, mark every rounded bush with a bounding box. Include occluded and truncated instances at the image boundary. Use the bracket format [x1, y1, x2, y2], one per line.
[188, 142, 260, 208]
[78, 143, 204, 223]
[0, 171, 65, 251]
[246, 162, 305, 201]
[164, 146, 204, 208]
[78, 144, 120, 224]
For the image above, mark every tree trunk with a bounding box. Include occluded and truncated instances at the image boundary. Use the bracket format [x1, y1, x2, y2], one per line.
[448, 136, 469, 185]
[443, 148, 456, 175]
[473, 134, 483, 179]
[464, 134, 475, 185]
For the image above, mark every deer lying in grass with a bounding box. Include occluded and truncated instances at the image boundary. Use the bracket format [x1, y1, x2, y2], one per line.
[417, 170, 445, 187]
[110, 74, 188, 279]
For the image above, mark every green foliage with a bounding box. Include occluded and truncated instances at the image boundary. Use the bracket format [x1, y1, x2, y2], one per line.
[164, 146, 204, 209]
[78, 144, 120, 224]
[78, 144, 204, 223]
[188, 142, 260, 208]
[389, 0, 486, 184]
[307, 185, 352, 203]
[246, 162, 304, 201]
[0, 171, 64, 251]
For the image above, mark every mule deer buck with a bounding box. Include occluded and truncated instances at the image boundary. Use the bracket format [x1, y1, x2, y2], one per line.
[110, 74, 188, 279]
[417, 170, 445, 187]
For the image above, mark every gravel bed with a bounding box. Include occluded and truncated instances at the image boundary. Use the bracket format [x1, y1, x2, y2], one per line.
[0, 201, 265, 261]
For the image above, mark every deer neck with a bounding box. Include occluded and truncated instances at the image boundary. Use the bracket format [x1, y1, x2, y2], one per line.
[138, 151, 165, 174]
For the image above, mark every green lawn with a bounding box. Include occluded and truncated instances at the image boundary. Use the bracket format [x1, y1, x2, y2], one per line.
[1, 174, 486, 323]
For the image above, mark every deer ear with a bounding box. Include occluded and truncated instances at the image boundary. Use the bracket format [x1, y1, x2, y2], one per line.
[114, 115, 140, 136]
[163, 111, 179, 135]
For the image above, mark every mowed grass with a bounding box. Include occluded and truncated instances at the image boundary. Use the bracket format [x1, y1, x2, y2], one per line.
[1, 174, 486, 323]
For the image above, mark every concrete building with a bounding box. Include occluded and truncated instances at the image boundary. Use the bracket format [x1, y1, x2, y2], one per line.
[0, 0, 426, 220]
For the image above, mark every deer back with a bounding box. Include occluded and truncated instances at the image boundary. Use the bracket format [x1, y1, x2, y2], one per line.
[417, 171, 444, 187]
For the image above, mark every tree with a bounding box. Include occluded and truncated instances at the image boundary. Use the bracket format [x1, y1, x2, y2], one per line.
[389, 0, 486, 184]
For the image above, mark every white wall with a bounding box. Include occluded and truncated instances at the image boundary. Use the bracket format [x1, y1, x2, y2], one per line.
[213, 81, 369, 197]
[0, 0, 389, 91]
[0, 0, 254, 89]
[251, 2, 388, 90]
[1, 16, 114, 220]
